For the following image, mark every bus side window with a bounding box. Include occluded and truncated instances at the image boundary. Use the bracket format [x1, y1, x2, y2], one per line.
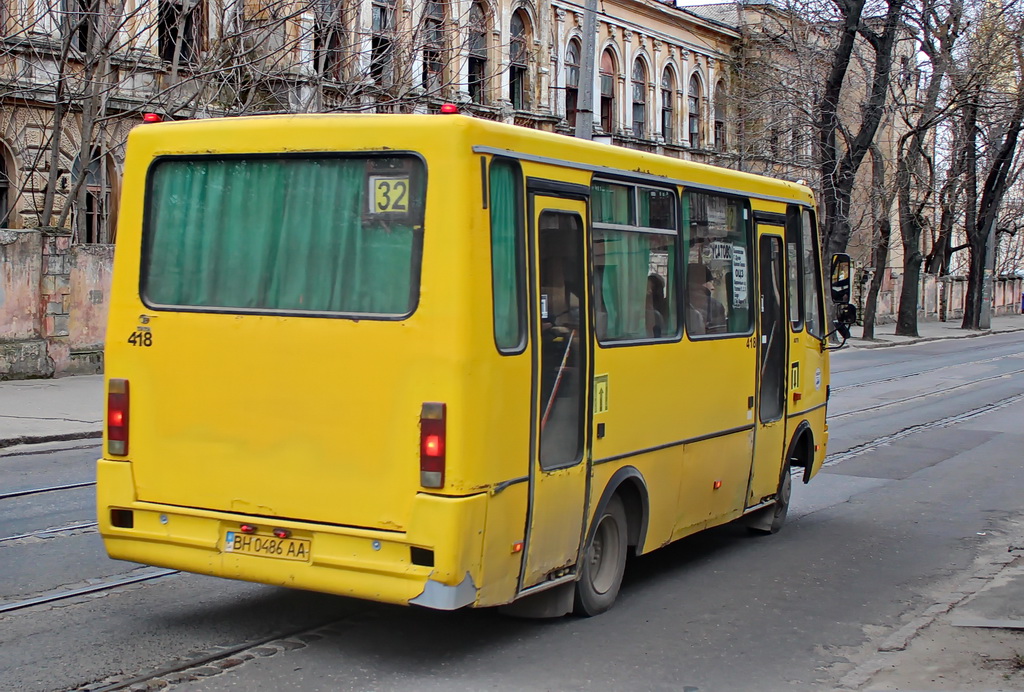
[592, 181, 678, 343]
[489, 159, 526, 352]
[682, 191, 752, 337]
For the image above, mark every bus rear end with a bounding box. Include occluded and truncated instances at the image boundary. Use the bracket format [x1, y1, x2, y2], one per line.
[97, 114, 493, 609]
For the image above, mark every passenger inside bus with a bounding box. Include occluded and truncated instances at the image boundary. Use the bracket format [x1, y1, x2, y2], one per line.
[646, 273, 667, 338]
[687, 263, 727, 334]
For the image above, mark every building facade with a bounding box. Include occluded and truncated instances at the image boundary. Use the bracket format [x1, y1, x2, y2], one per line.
[0, 0, 816, 377]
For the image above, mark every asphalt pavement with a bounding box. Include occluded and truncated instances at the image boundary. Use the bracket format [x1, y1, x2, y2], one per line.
[1, 312, 1022, 691]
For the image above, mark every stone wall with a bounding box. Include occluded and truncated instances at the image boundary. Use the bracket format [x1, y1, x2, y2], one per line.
[0, 228, 113, 379]
[858, 269, 1023, 324]
[0, 229, 46, 378]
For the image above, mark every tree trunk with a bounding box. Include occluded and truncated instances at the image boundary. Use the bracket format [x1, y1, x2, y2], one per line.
[862, 218, 890, 340]
[40, 102, 64, 228]
[896, 251, 923, 336]
[962, 237, 987, 329]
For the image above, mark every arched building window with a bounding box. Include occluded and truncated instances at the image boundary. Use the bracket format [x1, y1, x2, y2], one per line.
[631, 59, 647, 138]
[0, 143, 14, 229]
[714, 81, 727, 151]
[688, 74, 701, 148]
[422, 0, 447, 94]
[72, 149, 116, 243]
[599, 48, 616, 133]
[509, 10, 531, 110]
[565, 39, 581, 127]
[661, 67, 675, 143]
[467, 2, 489, 104]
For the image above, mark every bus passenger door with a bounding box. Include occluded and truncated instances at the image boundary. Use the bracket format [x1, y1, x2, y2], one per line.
[521, 197, 590, 590]
[748, 231, 789, 505]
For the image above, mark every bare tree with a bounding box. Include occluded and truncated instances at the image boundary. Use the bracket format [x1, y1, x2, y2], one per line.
[892, 0, 964, 337]
[818, 0, 909, 265]
[730, 0, 911, 331]
[861, 142, 894, 339]
[953, 3, 1024, 329]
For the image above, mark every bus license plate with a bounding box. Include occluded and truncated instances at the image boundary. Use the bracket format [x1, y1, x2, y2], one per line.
[223, 531, 311, 562]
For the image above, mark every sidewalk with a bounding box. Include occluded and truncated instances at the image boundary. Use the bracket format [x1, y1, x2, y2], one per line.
[847, 312, 1024, 349]
[0, 374, 103, 448]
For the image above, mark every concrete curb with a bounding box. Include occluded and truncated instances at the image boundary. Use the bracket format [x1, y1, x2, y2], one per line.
[835, 551, 1023, 690]
[0, 430, 102, 450]
[849, 325, 1024, 349]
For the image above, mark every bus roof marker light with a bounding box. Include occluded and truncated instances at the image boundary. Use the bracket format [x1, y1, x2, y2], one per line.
[142, 113, 162, 123]
[440, 104, 458, 114]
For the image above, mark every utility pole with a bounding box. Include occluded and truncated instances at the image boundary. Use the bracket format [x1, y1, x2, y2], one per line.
[574, 0, 597, 140]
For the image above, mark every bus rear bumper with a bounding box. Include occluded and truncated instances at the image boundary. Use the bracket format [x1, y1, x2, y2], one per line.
[96, 459, 486, 609]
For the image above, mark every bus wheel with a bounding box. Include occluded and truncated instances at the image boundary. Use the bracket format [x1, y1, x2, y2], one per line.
[749, 461, 792, 535]
[574, 494, 628, 617]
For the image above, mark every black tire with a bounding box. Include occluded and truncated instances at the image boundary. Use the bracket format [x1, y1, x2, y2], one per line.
[749, 461, 792, 535]
[574, 494, 628, 617]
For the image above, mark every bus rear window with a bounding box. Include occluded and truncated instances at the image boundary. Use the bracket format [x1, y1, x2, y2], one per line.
[142, 155, 425, 316]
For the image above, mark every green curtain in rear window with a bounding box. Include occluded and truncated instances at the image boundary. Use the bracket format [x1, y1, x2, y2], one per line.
[144, 157, 422, 315]
[490, 160, 523, 351]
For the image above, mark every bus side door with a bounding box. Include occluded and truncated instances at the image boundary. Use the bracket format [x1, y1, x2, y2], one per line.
[521, 195, 591, 590]
[748, 229, 790, 504]
[789, 206, 830, 481]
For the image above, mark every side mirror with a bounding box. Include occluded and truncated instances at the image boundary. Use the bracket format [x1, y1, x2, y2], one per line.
[830, 253, 852, 304]
[834, 303, 857, 340]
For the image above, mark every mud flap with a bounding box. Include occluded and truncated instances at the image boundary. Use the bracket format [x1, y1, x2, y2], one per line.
[499, 582, 575, 618]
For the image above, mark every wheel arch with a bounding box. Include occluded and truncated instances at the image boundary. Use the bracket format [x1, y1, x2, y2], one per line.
[786, 420, 815, 484]
[587, 466, 650, 557]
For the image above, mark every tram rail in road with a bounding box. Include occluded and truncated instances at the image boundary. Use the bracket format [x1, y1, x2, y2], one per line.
[830, 348, 1024, 392]
[0, 569, 179, 615]
[829, 365, 1024, 419]
[0, 520, 98, 543]
[0, 480, 96, 501]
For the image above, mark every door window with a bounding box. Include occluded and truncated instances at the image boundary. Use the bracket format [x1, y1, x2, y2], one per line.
[801, 209, 826, 339]
[758, 235, 786, 423]
[538, 211, 586, 470]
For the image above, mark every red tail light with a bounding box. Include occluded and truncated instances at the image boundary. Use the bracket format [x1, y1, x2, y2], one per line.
[420, 402, 446, 488]
[107, 378, 130, 456]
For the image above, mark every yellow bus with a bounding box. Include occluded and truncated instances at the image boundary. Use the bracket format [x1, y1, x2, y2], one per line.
[98, 112, 854, 617]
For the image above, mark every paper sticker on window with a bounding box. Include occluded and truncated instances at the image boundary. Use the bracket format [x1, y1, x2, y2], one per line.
[541, 294, 549, 319]
[732, 245, 748, 308]
[369, 175, 410, 214]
